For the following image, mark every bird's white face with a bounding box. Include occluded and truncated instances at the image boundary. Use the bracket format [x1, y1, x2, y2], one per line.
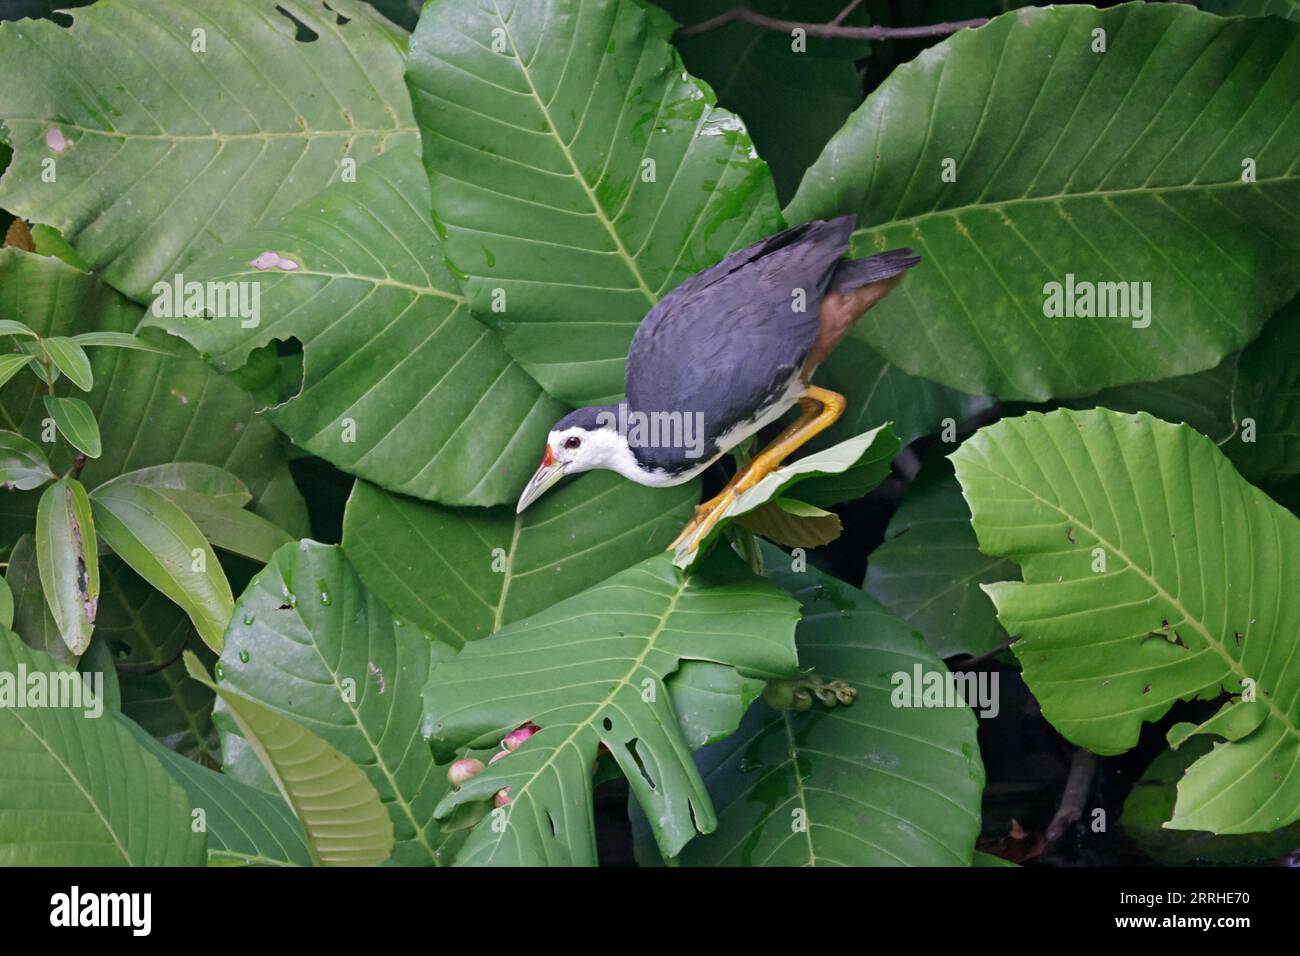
[515, 425, 636, 513]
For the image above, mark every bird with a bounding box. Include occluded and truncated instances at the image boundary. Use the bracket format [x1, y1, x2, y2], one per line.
[516, 214, 919, 561]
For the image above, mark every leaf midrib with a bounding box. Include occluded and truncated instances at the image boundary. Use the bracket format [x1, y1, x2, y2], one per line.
[3, 119, 417, 142]
[488, 0, 657, 307]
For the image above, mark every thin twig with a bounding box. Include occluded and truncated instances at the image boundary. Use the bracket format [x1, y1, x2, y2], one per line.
[676, 8, 988, 41]
[831, 0, 864, 27]
[1043, 749, 1099, 850]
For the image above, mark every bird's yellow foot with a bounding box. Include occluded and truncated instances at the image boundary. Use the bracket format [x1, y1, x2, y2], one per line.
[671, 489, 739, 563]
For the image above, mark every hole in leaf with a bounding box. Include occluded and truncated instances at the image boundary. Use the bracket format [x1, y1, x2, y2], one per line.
[627, 738, 655, 791]
[601, 716, 613, 732]
[323, 1, 350, 24]
[545, 810, 557, 837]
[275, 5, 319, 42]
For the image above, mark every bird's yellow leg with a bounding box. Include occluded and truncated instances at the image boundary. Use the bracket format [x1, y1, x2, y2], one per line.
[669, 385, 846, 554]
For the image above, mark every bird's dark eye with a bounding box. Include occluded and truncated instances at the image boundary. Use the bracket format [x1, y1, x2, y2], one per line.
[564, 436, 582, 450]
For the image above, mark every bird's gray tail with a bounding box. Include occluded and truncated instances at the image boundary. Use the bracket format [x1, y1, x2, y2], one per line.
[830, 248, 921, 293]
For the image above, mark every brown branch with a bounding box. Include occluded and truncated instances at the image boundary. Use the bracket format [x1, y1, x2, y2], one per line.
[676, 8, 988, 42]
[1043, 749, 1099, 850]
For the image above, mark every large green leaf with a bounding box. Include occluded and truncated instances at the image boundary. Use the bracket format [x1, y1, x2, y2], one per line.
[865, 470, 1017, 658]
[425, 549, 801, 866]
[0, 249, 308, 546]
[674, 425, 899, 567]
[143, 145, 564, 506]
[952, 408, 1300, 833]
[341, 471, 697, 647]
[406, 0, 783, 404]
[122, 719, 312, 867]
[0, 630, 204, 865]
[187, 653, 394, 866]
[636, 553, 985, 866]
[1204, 0, 1300, 21]
[787, 3, 1300, 401]
[0, 0, 416, 302]
[660, 0, 868, 204]
[216, 541, 458, 866]
[90, 482, 234, 653]
[34, 477, 98, 655]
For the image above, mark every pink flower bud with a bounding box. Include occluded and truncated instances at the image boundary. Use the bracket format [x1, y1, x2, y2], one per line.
[446, 757, 484, 789]
[494, 787, 511, 807]
[502, 723, 539, 752]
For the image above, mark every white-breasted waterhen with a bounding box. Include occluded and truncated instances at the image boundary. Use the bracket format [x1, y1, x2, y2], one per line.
[516, 214, 919, 559]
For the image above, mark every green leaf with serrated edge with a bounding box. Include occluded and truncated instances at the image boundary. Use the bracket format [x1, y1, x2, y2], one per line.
[41, 336, 92, 391]
[186, 652, 393, 867]
[786, 3, 1300, 401]
[96, 463, 252, 506]
[217, 541, 461, 866]
[71, 331, 176, 356]
[0, 429, 53, 490]
[0, 0, 417, 302]
[120, 718, 311, 867]
[865, 470, 1018, 659]
[0, 249, 308, 550]
[659, 0, 869, 204]
[35, 477, 98, 655]
[674, 425, 899, 568]
[0, 631, 205, 865]
[99, 558, 220, 764]
[952, 408, 1300, 834]
[42, 395, 100, 457]
[634, 550, 985, 866]
[1121, 737, 1300, 865]
[425, 549, 800, 866]
[406, 0, 783, 405]
[6, 535, 71, 666]
[341, 472, 697, 648]
[0, 352, 34, 388]
[142, 144, 564, 506]
[90, 482, 233, 653]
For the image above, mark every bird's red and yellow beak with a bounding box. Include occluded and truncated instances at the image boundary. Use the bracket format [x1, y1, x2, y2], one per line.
[516, 444, 565, 513]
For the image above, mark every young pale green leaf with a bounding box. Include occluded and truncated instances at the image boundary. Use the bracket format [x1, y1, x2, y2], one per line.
[787, 3, 1300, 401]
[425, 550, 801, 866]
[90, 482, 233, 653]
[71, 331, 176, 355]
[41, 395, 100, 458]
[0, 429, 54, 490]
[0, 318, 37, 338]
[674, 425, 899, 568]
[865, 472, 1017, 659]
[121, 718, 312, 867]
[41, 336, 92, 391]
[0, 352, 34, 388]
[0, 631, 205, 865]
[341, 472, 698, 648]
[406, 0, 783, 405]
[217, 541, 460, 866]
[0, 0, 417, 302]
[142, 145, 564, 507]
[186, 653, 393, 867]
[34, 477, 98, 656]
[952, 408, 1300, 834]
[635, 551, 985, 865]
